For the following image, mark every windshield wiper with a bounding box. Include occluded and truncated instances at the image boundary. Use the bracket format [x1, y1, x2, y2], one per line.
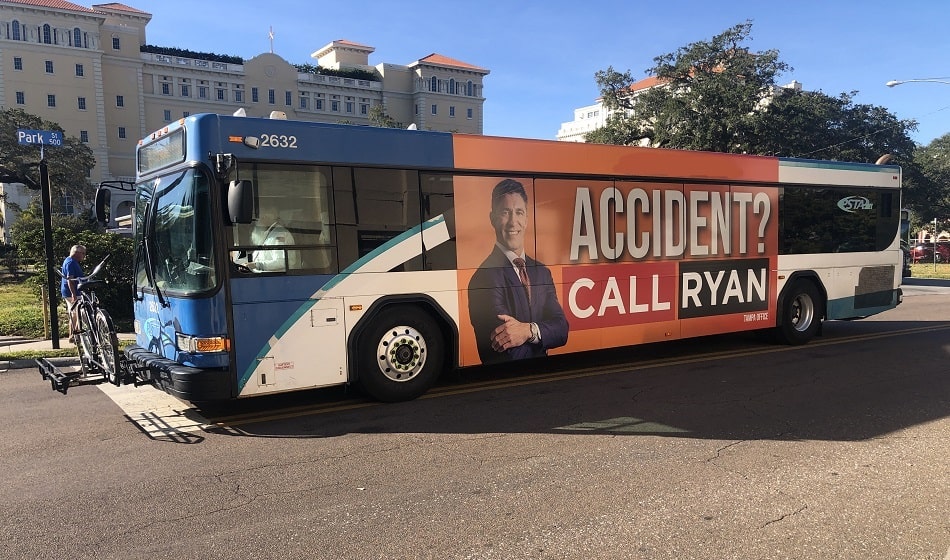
[138, 185, 168, 308]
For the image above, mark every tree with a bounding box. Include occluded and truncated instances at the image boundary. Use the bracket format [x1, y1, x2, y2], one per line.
[907, 133, 950, 223]
[368, 104, 403, 128]
[589, 21, 919, 173]
[10, 201, 134, 330]
[752, 89, 917, 162]
[0, 108, 97, 212]
[591, 21, 789, 152]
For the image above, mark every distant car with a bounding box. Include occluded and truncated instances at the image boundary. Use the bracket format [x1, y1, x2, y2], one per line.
[910, 241, 950, 264]
[900, 241, 912, 277]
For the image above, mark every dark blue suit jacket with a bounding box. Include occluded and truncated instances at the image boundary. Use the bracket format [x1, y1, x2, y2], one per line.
[468, 246, 569, 364]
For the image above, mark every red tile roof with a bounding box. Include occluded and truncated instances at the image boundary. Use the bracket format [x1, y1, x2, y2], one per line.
[417, 53, 487, 73]
[332, 39, 374, 51]
[3, 0, 96, 12]
[629, 76, 666, 92]
[92, 2, 150, 15]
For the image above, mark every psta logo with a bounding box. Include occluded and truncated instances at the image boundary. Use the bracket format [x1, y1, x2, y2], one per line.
[837, 196, 874, 213]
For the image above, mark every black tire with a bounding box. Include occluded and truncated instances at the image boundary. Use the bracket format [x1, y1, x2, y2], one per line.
[95, 308, 122, 385]
[356, 306, 445, 402]
[775, 280, 823, 345]
[77, 305, 98, 372]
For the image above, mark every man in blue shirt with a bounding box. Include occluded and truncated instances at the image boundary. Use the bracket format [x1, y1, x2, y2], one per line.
[61, 245, 86, 342]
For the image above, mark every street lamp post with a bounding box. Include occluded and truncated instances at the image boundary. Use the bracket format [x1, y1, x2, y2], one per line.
[886, 78, 950, 87]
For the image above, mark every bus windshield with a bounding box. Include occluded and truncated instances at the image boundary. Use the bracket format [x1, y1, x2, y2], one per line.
[134, 168, 217, 295]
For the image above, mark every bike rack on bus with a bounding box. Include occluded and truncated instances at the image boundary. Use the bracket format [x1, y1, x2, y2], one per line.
[36, 357, 95, 395]
[36, 354, 152, 395]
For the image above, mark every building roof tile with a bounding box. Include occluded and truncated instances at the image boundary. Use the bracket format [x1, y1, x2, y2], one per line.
[3, 0, 96, 12]
[417, 53, 487, 73]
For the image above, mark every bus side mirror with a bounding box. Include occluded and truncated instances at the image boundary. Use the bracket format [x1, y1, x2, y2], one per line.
[94, 187, 111, 226]
[228, 180, 254, 224]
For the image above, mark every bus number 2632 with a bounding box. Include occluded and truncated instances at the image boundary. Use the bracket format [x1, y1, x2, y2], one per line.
[259, 134, 298, 149]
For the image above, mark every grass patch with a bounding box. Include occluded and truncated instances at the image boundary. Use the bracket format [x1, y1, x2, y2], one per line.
[909, 262, 950, 280]
[0, 276, 57, 338]
[0, 348, 77, 361]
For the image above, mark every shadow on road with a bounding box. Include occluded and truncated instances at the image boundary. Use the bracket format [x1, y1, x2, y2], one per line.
[196, 319, 950, 443]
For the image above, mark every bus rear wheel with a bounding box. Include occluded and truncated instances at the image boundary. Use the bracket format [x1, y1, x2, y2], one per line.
[357, 306, 444, 402]
[776, 280, 822, 345]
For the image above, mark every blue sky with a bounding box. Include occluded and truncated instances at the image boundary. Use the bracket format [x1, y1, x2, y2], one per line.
[138, 0, 950, 151]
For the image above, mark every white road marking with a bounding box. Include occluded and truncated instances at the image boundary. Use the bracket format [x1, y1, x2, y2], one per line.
[97, 382, 210, 438]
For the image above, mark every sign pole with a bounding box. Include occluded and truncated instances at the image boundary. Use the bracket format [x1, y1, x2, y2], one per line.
[17, 129, 64, 349]
[39, 159, 60, 349]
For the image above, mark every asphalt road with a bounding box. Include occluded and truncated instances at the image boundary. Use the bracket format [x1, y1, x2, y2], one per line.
[1, 281, 948, 560]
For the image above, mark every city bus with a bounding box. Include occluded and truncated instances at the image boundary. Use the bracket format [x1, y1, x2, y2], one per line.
[110, 112, 903, 402]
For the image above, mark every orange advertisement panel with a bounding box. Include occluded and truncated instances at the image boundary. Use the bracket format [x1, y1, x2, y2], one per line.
[453, 172, 780, 367]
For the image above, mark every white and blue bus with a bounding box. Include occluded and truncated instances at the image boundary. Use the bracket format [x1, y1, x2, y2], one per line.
[112, 113, 903, 402]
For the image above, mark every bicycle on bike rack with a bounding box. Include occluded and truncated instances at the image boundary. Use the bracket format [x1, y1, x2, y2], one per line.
[38, 254, 124, 393]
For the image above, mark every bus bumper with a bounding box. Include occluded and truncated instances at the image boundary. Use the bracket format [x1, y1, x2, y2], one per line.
[124, 345, 231, 401]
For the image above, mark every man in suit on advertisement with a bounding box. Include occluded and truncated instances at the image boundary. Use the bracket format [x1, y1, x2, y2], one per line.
[468, 179, 569, 364]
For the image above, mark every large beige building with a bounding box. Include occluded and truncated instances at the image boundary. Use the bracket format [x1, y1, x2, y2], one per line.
[0, 0, 488, 238]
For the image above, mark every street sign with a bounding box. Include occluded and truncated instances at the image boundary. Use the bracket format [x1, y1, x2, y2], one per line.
[16, 129, 63, 147]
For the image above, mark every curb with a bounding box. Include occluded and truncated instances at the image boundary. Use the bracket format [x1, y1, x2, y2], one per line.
[1, 356, 80, 373]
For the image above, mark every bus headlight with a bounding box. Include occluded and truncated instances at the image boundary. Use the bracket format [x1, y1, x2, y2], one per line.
[176, 333, 229, 353]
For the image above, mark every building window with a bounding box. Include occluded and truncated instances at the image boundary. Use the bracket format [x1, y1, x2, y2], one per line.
[45, 60, 54, 74]
[345, 101, 353, 113]
[74, 27, 81, 47]
[48, 94, 56, 108]
[467, 108, 473, 119]
[467, 81, 474, 96]
[163, 109, 171, 121]
[118, 127, 126, 139]
[449, 106, 455, 117]
[268, 89, 275, 104]
[315, 98, 323, 110]
[360, 103, 368, 115]
[299, 96, 308, 109]
[198, 86, 208, 99]
[415, 104, 419, 115]
[61, 195, 74, 215]
[80, 130, 88, 143]
[180, 84, 189, 97]
[14, 57, 22, 71]
[331, 100, 339, 112]
[449, 78, 455, 94]
[75, 63, 84, 77]
[15, 92, 25, 105]
[112, 36, 120, 50]
[42, 24, 51, 44]
[431, 104, 437, 115]
[78, 97, 86, 110]
[235, 90, 244, 102]
[183, 111, 190, 118]
[252, 87, 259, 102]
[12, 20, 20, 41]
[285, 91, 292, 106]
[216, 88, 225, 100]
[161, 82, 171, 95]
[430, 76, 438, 92]
[116, 95, 124, 107]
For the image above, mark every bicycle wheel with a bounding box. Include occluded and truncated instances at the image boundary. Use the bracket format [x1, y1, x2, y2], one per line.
[77, 305, 99, 372]
[95, 308, 122, 385]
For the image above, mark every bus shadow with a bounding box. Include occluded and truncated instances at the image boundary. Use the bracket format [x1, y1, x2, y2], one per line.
[197, 319, 950, 443]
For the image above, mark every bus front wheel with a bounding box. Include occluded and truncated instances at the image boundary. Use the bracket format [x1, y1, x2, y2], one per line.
[357, 306, 445, 402]
[776, 281, 822, 345]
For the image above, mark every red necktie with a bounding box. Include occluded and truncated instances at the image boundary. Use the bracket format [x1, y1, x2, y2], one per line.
[513, 257, 530, 301]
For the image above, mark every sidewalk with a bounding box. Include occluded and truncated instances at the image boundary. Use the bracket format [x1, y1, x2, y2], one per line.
[0, 333, 135, 371]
